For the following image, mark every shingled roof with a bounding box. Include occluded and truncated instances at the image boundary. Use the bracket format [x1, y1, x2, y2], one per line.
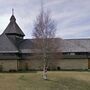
[2, 15, 25, 36]
[19, 39, 39, 53]
[19, 38, 90, 53]
[65, 39, 90, 52]
[0, 34, 19, 53]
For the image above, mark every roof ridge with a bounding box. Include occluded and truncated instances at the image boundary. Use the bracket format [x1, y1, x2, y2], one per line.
[65, 38, 90, 40]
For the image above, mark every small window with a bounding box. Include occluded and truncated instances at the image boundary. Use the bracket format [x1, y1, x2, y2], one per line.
[75, 52, 86, 55]
[63, 53, 69, 55]
[70, 53, 75, 55]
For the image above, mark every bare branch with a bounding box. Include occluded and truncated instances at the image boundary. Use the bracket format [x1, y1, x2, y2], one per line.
[32, 8, 62, 80]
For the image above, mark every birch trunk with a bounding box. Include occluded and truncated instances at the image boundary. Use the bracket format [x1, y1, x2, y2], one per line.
[42, 65, 47, 80]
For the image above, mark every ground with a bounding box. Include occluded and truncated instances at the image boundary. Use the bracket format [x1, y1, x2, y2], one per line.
[0, 71, 90, 90]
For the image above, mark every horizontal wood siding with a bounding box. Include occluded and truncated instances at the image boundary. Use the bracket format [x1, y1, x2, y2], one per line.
[88, 59, 90, 69]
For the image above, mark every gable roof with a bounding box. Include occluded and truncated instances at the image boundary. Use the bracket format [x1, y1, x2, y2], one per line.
[19, 38, 90, 53]
[64, 39, 90, 52]
[2, 15, 25, 36]
[59, 39, 85, 52]
[19, 39, 37, 53]
[0, 35, 19, 53]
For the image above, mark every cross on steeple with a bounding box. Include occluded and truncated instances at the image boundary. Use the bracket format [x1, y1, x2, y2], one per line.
[12, 8, 14, 15]
[10, 8, 16, 22]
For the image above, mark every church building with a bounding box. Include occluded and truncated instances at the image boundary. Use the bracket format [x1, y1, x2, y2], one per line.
[0, 14, 90, 71]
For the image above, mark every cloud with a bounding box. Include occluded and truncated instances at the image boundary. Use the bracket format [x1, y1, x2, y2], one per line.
[45, 0, 67, 7]
[0, 0, 29, 5]
[0, 0, 90, 39]
[52, 0, 90, 39]
[0, 14, 10, 34]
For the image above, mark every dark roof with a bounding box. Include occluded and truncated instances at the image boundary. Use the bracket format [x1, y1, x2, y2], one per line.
[0, 35, 19, 53]
[19, 39, 39, 53]
[60, 39, 86, 52]
[64, 39, 90, 52]
[2, 15, 25, 36]
[19, 39, 34, 49]
[19, 38, 90, 53]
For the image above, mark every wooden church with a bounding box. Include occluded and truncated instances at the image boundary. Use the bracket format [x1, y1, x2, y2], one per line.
[0, 13, 90, 71]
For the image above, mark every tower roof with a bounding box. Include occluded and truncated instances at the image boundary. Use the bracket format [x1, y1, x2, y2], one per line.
[2, 15, 25, 37]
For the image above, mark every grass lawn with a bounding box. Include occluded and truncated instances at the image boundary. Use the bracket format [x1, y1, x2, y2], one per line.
[0, 71, 90, 90]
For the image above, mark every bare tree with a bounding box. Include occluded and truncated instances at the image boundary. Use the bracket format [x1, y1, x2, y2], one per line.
[32, 9, 60, 79]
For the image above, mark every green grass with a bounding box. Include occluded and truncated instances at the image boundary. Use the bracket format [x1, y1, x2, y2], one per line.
[0, 71, 90, 90]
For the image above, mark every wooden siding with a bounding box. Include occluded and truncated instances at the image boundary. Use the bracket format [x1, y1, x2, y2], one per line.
[88, 59, 90, 69]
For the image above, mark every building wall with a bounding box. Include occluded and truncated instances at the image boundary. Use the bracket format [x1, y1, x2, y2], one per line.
[57, 59, 88, 70]
[0, 60, 17, 71]
[18, 59, 43, 70]
[88, 59, 90, 69]
[0, 59, 88, 71]
[18, 58, 59, 70]
[18, 58, 88, 70]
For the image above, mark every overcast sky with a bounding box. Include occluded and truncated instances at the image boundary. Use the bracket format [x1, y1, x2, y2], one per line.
[0, 0, 90, 39]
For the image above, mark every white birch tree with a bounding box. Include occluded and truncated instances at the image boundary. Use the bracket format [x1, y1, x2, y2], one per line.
[32, 8, 59, 79]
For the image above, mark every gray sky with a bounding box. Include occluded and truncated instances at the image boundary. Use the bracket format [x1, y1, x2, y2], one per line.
[0, 0, 90, 39]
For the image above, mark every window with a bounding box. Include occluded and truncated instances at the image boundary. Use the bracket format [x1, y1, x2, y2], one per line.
[70, 53, 75, 55]
[63, 52, 69, 55]
[63, 52, 75, 55]
[75, 52, 86, 55]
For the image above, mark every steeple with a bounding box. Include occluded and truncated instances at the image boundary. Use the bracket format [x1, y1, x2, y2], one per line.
[2, 10, 25, 46]
[3, 9, 25, 37]
[10, 15, 16, 22]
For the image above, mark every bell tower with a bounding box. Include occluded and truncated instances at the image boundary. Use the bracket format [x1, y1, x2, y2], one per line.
[2, 9, 25, 46]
